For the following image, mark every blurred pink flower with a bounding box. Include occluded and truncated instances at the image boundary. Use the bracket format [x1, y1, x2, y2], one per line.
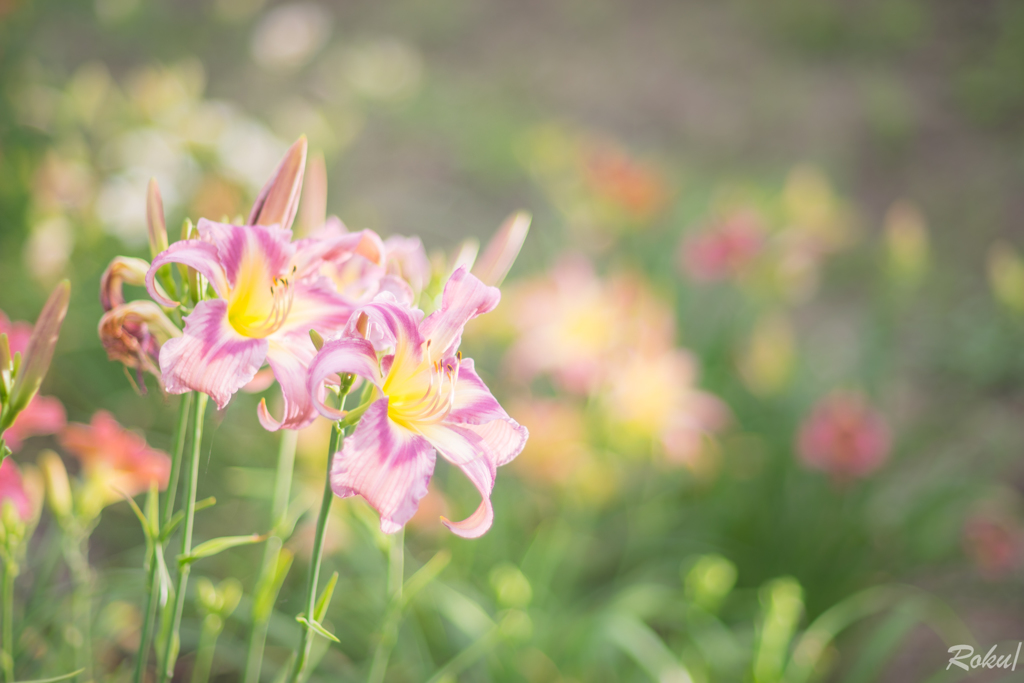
[308, 267, 528, 538]
[0, 307, 67, 452]
[0, 458, 33, 522]
[797, 391, 891, 481]
[963, 512, 1023, 580]
[505, 255, 674, 395]
[680, 210, 766, 283]
[59, 410, 171, 500]
[0, 310, 33, 353]
[1, 395, 66, 453]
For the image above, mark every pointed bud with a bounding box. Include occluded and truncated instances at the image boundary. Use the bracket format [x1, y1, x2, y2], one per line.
[1, 333, 11, 375]
[248, 136, 307, 231]
[39, 450, 72, 522]
[450, 238, 480, 275]
[100, 256, 152, 311]
[309, 329, 325, 351]
[355, 312, 369, 339]
[297, 151, 328, 237]
[988, 242, 1024, 315]
[147, 178, 169, 258]
[884, 201, 929, 289]
[7, 281, 70, 423]
[472, 211, 531, 286]
[180, 217, 194, 242]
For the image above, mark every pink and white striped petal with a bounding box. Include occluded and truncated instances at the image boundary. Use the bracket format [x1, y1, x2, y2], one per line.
[308, 337, 383, 420]
[330, 398, 436, 534]
[272, 277, 355, 339]
[420, 267, 500, 361]
[259, 337, 319, 431]
[416, 422, 498, 539]
[197, 219, 294, 289]
[159, 300, 268, 409]
[146, 240, 230, 306]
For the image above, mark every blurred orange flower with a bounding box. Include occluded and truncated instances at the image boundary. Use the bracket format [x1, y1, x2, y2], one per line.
[59, 411, 171, 502]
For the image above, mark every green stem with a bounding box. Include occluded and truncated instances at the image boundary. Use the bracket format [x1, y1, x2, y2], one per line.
[288, 423, 341, 683]
[158, 393, 208, 683]
[189, 614, 223, 683]
[2, 560, 16, 683]
[64, 534, 94, 681]
[134, 392, 193, 683]
[243, 429, 298, 683]
[367, 528, 405, 683]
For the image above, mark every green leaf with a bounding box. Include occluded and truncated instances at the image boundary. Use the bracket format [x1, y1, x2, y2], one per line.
[252, 546, 294, 624]
[145, 481, 160, 537]
[120, 489, 154, 542]
[314, 571, 339, 622]
[162, 497, 216, 541]
[401, 550, 451, 610]
[15, 668, 85, 683]
[295, 616, 340, 643]
[179, 533, 267, 565]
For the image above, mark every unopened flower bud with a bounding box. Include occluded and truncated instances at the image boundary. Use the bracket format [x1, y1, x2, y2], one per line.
[297, 151, 327, 237]
[988, 242, 1024, 315]
[39, 450, 72, 521]
[309, 329, 325, 351]
[147, 178, 169, 259]
[6, 281, 70, 426]
[884, 200, 929, 289]
[248, 136, 307, 231]
[472, 211, 531, 286]
[737, 313, 794, 397]
[450, 238, 479, 275]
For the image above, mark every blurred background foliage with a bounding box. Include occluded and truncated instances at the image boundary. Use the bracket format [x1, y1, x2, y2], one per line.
[2, 0, 1024, 681]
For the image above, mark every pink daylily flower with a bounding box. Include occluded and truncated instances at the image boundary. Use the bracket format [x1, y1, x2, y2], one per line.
[308, 267, 528, 538]
[0, 458, 33, 522]
[146, 218, 385, 430]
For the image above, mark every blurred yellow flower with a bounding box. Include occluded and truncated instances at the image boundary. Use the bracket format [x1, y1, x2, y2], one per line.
[737, 312, 795, 397]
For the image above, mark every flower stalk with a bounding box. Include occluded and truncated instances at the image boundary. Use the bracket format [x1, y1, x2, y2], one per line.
[134, 391, 193, 683]
[367, 528, 405, 683]
[288, 418, 343, 683]
[158, 392, 208, 683]
[2, 559, 15, 683]
[243, 428, 298, 683]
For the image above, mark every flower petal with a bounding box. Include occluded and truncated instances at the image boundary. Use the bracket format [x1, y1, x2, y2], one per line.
[421, 267, 500, 361]
[197, 219, 294, 289]
[308, 337, 383, 420]
[416, 423, 497, 539]
[346, 293, 424, 356]
[259, 337, 319, 431]
[146, 239, 230, 307]
[330, 397, 435, 534]
[159, 300, 268, 409]
[274, 276, 355, 338]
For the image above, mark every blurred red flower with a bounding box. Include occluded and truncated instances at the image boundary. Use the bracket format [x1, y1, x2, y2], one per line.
[797, 391, 891, 481]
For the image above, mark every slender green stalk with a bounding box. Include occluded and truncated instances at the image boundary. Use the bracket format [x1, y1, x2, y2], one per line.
[2, 560, 15, 683]
[367, 529, 405, 683]
[189, 614, 223, 683]
[243, 429, 298, 683]
[64, 535, 94, 681]
[288, 423, 341, 683]
[134, 391, 193, 683]
[158, 393, 208, 683]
